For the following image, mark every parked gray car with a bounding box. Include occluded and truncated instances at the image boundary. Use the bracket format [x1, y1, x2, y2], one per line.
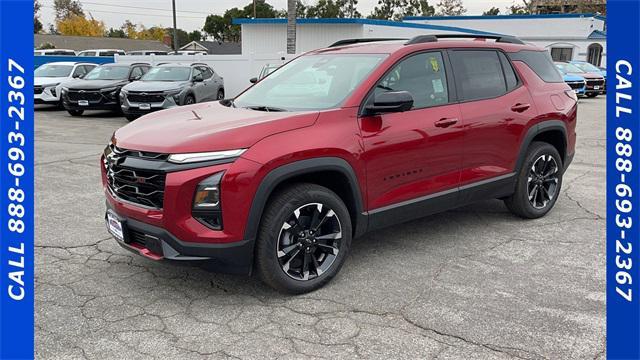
[119, 63, 224, 121]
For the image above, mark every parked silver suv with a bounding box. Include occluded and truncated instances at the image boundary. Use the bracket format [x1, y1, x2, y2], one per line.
[119, 63, 224, 121]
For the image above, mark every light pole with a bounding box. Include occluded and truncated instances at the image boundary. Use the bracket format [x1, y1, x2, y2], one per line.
[286, 0, 296, 54]
[172, 0, 178, 52]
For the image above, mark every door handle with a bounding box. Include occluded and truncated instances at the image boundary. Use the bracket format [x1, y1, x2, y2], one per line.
[511, 103, 530, 113]
[434, 118, 458, 128]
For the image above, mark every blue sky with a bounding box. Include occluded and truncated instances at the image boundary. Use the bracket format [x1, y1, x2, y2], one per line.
[39, 0, 517, 34]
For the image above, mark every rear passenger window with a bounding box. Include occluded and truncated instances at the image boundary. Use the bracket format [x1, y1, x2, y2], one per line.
[372, 52, 449, 109]
[450, 50, 506, 101]
[508, 50, 564, 83]
[498, 52, 519, 91]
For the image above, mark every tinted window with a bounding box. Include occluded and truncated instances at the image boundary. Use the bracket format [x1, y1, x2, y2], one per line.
[370, 52, 449, 109]
[79, 51, 96, 57]
[509, 50, 563, 83]
[130, 67, 145, 79]
[192, 67, 203, 80]
[142, 67, 191, 81]
[84, 66, 130, 80]
[450, 50, 506, 101]
[72, 65, 88, 78]
[550, 47, 573, 62]
[498, 52, 519, 91]
[200, 67, 213, 79]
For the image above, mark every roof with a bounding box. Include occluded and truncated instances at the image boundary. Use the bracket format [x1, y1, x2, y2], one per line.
[38, 61, 94, 66]
[404, 13, 602, 20]
[34, 34, 171, 52]
[232, 18, 501, 36]
[588, 30, 606, 39]
[179, 41, 241, 54]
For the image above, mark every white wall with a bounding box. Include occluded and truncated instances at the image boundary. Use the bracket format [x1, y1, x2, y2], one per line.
[526, 39, 607, 66]
[116, 53, 293, 97]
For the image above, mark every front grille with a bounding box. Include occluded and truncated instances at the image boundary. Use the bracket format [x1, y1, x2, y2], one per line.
[104, 144, 167, 209]
[34, 86, 44, 94]
[67, 89, 101, 102]
[127, 92, 166, 103]
[586, 79, 604, 87]
[566, 81, 584, 90]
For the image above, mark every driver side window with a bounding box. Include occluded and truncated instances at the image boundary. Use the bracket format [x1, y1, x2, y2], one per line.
[372, 52, 449, 109]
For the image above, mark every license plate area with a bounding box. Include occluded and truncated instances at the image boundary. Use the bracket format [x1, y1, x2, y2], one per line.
[593, 86, 600, 90]
[78, 100, 89, 106]
[106, 211, 124, 241]
[139, 103, 151, 110]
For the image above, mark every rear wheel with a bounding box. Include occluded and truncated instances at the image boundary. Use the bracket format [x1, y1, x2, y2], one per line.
[255, 183, 352, 294]
[217, 89, 225, 100]
[504, 142, 563, 219]
[184, 95, 195, 105]
[67, 109, 84, 116]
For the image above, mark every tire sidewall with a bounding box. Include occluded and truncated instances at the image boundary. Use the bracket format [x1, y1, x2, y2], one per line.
[257, 185, 352, 294]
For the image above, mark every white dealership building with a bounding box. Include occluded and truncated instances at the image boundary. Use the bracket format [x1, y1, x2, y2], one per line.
[234, 13, 606, 67]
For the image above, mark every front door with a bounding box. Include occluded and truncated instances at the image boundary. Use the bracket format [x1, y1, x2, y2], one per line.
[360, 51, 464, 227]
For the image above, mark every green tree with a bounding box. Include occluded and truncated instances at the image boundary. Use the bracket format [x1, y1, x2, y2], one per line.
[53, 0, 84, 21]
[368, 0, 434, 20]
[307, 0, 344, 18]
[435, 0, 466, 15]
[203, 1, 283, 42]
[188, 30, 203, 42]
[34, 0, 43, 33]
[203, 14, 227, 41]
[106, 28, 126, 38]
[506, 0, 533, 14]
[483, 7, 500, 15]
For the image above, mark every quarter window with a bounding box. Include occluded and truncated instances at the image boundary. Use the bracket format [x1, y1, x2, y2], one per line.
[450, 50, 506, 101]
[371, 52, 449, 109]
[498, 52, 519, 91]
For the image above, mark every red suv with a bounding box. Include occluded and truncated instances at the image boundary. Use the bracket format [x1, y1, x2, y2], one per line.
[102, 35, 576, 293]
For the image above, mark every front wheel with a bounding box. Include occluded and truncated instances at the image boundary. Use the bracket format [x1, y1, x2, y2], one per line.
[216, 89, 225, 100]
[67, 109, 84, 116]
[184, 95, 195, 105]
[255, 183, 352, 294]
[504, 142, 563, 219]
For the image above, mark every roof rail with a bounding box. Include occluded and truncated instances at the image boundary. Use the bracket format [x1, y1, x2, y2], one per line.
[405, 34, 525, 45]
[329, 38, 406, 47]
[190, 62, 208, 67]
[130, 62, 151, 66]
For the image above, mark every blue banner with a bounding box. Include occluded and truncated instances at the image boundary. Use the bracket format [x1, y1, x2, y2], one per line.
[0, 0, 35, 359]
[607, 0, 640, 359]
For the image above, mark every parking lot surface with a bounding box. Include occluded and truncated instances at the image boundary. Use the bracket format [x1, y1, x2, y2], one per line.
[36, 98, 605, 359]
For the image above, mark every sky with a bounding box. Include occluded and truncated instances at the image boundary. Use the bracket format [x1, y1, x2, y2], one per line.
[39, 0, 518, 34]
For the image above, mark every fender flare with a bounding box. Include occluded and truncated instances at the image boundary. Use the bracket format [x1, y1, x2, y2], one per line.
[515, 120, 568, 172]
[243, 157, 367, 244]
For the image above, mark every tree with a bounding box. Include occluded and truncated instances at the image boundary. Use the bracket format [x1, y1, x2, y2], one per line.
[121, 20, 137, 38]
[203, 1, 283, 42]
[505, 0, 532, 14]
[307, 0, 344, 18]
[483, 7, 500, 15]
[203, 15, 227, 41]
[242, 0, 281, 18]
[368, 0, 434, 20]
[57, 14, 105, 37]
[34, 0, 43, 33]
[106, 28, 126, 38]
[53, 0, 84, 21]
[435, 0, 466, 15]
[188, 30, 203, 42]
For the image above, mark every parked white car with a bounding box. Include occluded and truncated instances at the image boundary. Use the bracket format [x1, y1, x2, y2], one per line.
[35, 62, 98, 106]
[127, 50, 169, 55]
[77, 49, 126, 57]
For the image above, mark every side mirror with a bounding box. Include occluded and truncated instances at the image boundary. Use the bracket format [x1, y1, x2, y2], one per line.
[249, 77, 258, 84]
[73, 73, 84, 79]
[193, 75, 204, 82]
[364, 91, 414, 115]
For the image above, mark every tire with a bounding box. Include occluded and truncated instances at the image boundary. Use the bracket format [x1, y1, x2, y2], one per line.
[216, 89, 225, 100]
[586, 93, 598, 98]
[504, 141, 563, 219]
[125, 114, 138, 122]
[255, 183, 352, 294]
[67, 109, 84, 116]
[184, 95, 195, 105]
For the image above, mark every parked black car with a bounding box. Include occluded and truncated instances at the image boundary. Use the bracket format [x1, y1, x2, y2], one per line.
[61, 63, 151, 116]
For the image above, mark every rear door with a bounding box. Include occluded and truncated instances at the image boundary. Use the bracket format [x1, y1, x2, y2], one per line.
[199, 66, 217, 101]
[360, 51, 464, 221]
[449, 49, 536, 196]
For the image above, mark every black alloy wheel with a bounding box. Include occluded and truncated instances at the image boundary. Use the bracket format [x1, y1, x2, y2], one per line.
[184, 95, 195, 105]
[527, 154, 559, 209]
[277, 203, 342, 281]
[217, 90, 225, 100]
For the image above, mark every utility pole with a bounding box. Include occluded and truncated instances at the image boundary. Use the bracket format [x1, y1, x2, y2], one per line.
[172, 0, 178, 52]
[286, 0, 296, 54]
[253, 0, 257, 18]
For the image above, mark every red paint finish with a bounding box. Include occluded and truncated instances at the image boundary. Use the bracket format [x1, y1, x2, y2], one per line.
[103, 38, 577, 255]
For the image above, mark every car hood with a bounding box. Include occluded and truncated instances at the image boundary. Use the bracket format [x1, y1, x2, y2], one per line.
[566, 72, 603, 80]
[123, 81, 190, 92]
[65, 79, 129, 90]
[562, 74, 584, 82]
[113, 101, 319, 154]
[35, 76, 67, 86]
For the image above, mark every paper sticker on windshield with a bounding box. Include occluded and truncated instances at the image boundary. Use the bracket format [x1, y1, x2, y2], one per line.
[429, 57, 440, 72]
[432, 78, 444, 93]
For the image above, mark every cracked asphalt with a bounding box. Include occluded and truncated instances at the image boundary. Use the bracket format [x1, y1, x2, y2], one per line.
[35, 97, 605, 359]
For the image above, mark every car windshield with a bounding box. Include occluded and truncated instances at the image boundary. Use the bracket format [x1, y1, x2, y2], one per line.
[234, 54, 387, 111]
[35, 64, 73, 77]
[142, 67, 191, 81]
[573, 62, 601, 72]
[555, 63, 584, 74]
[84, 66, 130, 80]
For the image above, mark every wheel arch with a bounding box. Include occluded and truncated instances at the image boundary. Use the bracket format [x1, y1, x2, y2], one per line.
[515, 120, 568, 172]
[243, 157, 367, 245]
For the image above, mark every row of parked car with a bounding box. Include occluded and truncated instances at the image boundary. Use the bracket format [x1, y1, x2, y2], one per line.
[555, 60, 606, 97]
[34, 48, 207, 56]
[34, 61, 225, 120]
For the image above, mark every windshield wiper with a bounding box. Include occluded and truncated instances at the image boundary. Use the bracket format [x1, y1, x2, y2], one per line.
[244, 105, 287, 112]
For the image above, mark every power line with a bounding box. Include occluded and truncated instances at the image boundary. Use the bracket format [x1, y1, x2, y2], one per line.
[78, 1, 215, 15]
[41, 4, 207, 19]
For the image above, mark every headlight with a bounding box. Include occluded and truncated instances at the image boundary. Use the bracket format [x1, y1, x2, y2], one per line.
[168, 149, 246, 164]
[192, 172, 224, 229]
[164, 88, 182, 96]
[43, 83, 60, 88]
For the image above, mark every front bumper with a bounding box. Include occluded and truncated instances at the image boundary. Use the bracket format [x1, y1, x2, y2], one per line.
[62, 90, 121, 111]
[35, 85, 61, 104]
[120, 92, 179, 116]
[105, 204, 254, 273]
